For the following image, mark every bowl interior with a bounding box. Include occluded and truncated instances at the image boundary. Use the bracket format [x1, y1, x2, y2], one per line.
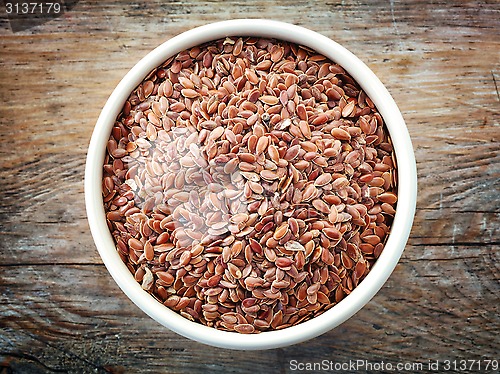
[85, 19, 417, 350]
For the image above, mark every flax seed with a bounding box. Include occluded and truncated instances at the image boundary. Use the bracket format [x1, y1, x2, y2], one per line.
[104, 36, 398, 334]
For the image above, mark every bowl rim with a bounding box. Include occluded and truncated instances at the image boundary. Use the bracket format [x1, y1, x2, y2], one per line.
[85, 19, 417, 350]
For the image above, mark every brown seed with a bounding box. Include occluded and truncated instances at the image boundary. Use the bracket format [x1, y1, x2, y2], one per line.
[255, 60, 272, 71]
[302, 184, 318, 201]
[377, 192, 398, 204]
[182, 87, 198, 101]
[381, 202, 396, 215]
[143, 80, 154, 97]
[128, 238, 143, 251]
[134, 267, 145, 282]
[233, 38, 243, 56]
[227, 263, 242, 279]
[341, 251, 354, 269]
[369, 176, 386, 187]
[239, 153, 257, 163]
[245, 69, 259, 84]
[260, 170, 279, 181]
[342, 101, 355, 117]
[312, 156, 328, 167]
[170, 102, 185, 112]
[224, 158, 239, 174]
[331, 127, 351, 141]
[268, 145, 280, 163]
[312, 199, 330, 214]
[279, 90, 288, 105]
[299, 121, 312, 139]
[180, 250, 192, 266]
[270, 45, 285, 62]
[314, 173, 332, 187]
[312, 113, 329, 125]
[288, 218, 299, 236]
[249, 238, 263, 254]
[241, 171, 260, 182]
[264, 247, 278, 262]
[323, 227, 342, 241]
[156, 271, 174, 285]
[284, 145, 301, 161]
[248, 181, 264, 194]
[234, 324, 255, 334]
[273, 223, 289, 240]
[259, 95, 279, 105]
[300, 141, 318, 153]
[331, 177, 349, 189]
[363, 235, 381, 245]
[221, 313, 239, 325]
[240, 162, 257, 172]
[275, 257, 293, 268]
[247, 134, 258, 152]
[328, 206, 339, 224]
[256, 136, 269, 155]
[297, 104, 307, 120]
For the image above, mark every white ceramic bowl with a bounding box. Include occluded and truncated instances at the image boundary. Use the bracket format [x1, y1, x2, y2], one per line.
[85, 19, 417, 350]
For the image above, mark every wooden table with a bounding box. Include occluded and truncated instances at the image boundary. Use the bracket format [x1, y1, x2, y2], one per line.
[1, 0, 498, 372]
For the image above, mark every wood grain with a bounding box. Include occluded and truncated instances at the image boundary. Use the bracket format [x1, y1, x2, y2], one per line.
[1, 0, 499, 372]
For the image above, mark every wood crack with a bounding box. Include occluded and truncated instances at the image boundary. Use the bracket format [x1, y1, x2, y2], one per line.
[0, 351, 68, 373]
[405, 256, 496, 262]
[0, 262, 104, 267]
[2, 330, 113, 373]
[492, 71, 500, 102]
[409, 241, 500, 247]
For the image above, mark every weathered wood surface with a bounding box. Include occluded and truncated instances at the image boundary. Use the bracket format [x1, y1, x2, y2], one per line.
[0, 0, 499, 372]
